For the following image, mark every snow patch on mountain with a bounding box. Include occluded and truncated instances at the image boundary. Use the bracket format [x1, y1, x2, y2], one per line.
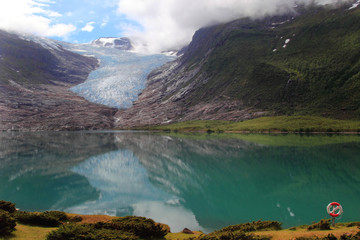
[349, 0, 360, 10]
[19, 34, 63, 51]
[283, 39, 290, 48]
[91, 37, 133, 50]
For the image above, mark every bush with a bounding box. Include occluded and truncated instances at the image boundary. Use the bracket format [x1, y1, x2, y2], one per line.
[0, 200, 16, 213]
[43, 211, 69, 222]
[0, 210, 16, 236]
[340, 231, 360, 240]
[308, 219, 331, 231]
[69, 215, 83, 223]
[15, 211, 68, 227]
[217, 220, 282, 233]
[46, 216, 167, 240]
[199, 231, 271, 240]
[199, 221, 281, 240]
[97, 216, 168, 239]
[46, 224, 137, 240]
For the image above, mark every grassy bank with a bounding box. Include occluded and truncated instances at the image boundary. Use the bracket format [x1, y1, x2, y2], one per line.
[3, 218, 359, 240]
[148, 116, 360, 133]
[0, 219, 360, 240]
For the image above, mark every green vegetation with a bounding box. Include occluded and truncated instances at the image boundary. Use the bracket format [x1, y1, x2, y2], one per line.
[6, 224, 57, 240]
[170, 5, 360, 119]
[14, 211, 69, 227]
[199, 220, 280, 240]
[0, 200, 16, 214]
[151, 116, 360, 133]
[46, 216, 168, 240]
[0, 210, 16, 236]
[46, 224, 138, 240]
[1, 201, 359, 240]
[307, 219, 331, 231]
[295, 231, 360, 240]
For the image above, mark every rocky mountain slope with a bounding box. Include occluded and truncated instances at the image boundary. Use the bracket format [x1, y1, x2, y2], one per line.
[91, 37, 133, 50]
[0, 30, 116, 131]
[115, 2, 360, 128]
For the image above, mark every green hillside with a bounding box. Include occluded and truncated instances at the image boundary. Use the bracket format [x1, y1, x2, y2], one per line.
[179, 4, 360, 119]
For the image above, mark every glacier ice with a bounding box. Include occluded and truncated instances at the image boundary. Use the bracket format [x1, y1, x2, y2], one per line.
[61, 43, 175, 109]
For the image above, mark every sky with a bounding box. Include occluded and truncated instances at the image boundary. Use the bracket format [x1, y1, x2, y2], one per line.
[0, 0, 353, 53]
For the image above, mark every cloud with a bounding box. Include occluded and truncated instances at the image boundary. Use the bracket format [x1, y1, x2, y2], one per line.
[117, 0, 353, 53]
[0, 0, 76, 38]
[82, 21, 96, 32]
[101, 15, 110, 28]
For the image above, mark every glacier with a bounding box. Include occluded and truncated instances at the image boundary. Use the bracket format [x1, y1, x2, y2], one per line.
[61, 43, 175, 109]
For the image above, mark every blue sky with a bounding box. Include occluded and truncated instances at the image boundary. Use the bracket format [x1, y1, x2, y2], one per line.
[37, 0, 142, 43]
[0, 0, 143, 43]
[0, 0, 350, 52]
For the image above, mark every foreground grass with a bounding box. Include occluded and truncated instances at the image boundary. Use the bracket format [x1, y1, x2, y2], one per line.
[2, 220, 359, 240]
[254, 225, 360, 240]
[1, 224, 57, 240]
[150, 116, 360, 133]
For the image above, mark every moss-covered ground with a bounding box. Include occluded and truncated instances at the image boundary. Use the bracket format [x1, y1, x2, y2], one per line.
[146, 116, 360, 133]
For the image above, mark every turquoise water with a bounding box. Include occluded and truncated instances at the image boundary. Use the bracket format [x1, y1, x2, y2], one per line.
[0, 131, 359, 232]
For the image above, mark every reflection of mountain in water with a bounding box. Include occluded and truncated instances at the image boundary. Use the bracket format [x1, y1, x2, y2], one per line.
[1, 132, 360, 232]
[0, 132, 117, 211]
[67, 149, 203, 232]
[114, 133, 360, 230]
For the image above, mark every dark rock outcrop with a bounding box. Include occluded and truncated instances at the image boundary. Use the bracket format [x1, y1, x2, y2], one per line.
[0, 30, 116, 131]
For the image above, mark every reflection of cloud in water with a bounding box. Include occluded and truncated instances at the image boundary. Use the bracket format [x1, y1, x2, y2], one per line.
[67, 150, 203, 232]
[133, 201, 204, 232]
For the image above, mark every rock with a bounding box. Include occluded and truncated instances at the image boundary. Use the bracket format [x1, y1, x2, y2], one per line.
[181, 228, 194, 234]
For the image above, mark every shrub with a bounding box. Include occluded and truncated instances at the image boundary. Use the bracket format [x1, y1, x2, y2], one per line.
[98, 216, 168, 239]
[322, 234, 337, 240]
[69, 215, 83, 223]
[0, 210, 16, 236]
[15, 211, 67, 227]
[340, 231, 360, 240]
[199, 221, 280, 240]
[218, 220, 282, 233]
[46, 224, 137, 240]
[46, 216, 167, 240]
[43, 211, 69, 222]
[308, 219, 331, 231]
[199, 231, 271, 240]
[0, 200, 16, 213]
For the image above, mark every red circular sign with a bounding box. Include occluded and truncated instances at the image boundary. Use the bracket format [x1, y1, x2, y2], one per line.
[327, 202, 343, 217]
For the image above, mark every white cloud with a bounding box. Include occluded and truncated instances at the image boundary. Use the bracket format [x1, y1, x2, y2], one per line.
[0, 0, 76, 38]
[117, 0, 353, 53]
[82, 21, 96, 32]
[101, 15, 110, 28]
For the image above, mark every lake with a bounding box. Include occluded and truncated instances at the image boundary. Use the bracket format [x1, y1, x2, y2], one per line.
[0, 131, 359, 233]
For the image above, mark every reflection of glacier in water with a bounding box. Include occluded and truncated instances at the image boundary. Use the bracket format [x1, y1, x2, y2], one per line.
[68, 150, 204, 232]
[62, 43, 174, 108]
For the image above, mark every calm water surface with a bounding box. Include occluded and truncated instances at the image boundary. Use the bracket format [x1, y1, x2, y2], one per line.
[0, 131, 359, 232]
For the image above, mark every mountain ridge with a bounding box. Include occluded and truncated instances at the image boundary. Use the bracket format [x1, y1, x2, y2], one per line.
[0, 30, 116, 131]
[114, 2, 360, 128]
[91, 37, 134, 50]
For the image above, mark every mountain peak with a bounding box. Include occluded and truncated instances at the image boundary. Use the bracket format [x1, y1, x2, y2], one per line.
[91, 37, 133, 50]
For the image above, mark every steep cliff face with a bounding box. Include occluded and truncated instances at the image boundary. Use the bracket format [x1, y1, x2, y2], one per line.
[0, 31, 116, 131]
[115, 3, 360, 128]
